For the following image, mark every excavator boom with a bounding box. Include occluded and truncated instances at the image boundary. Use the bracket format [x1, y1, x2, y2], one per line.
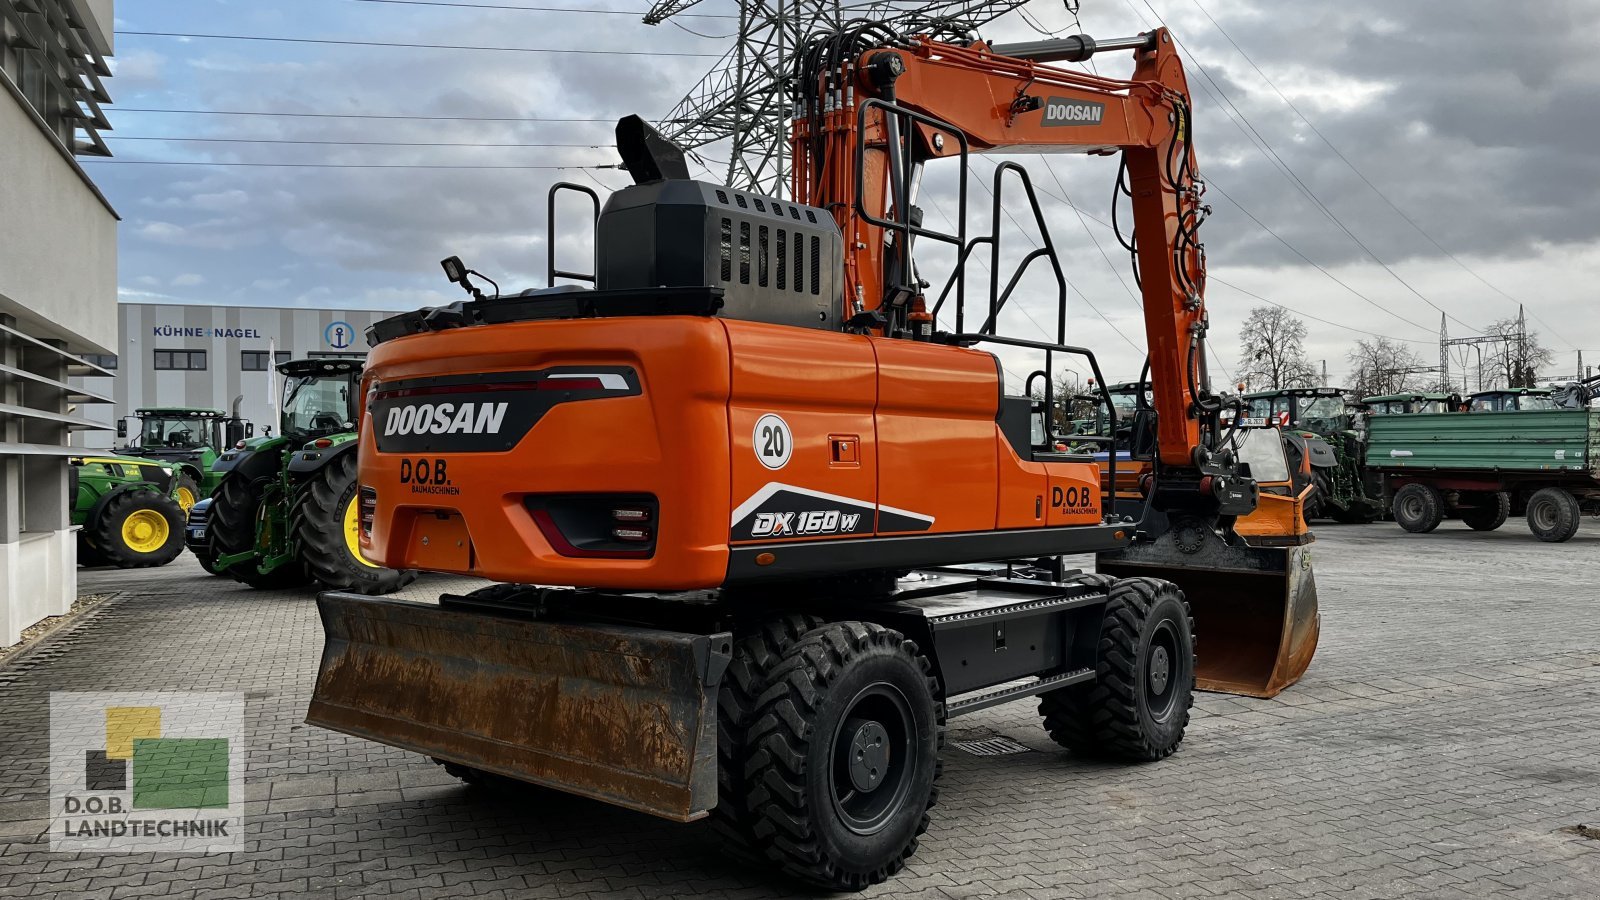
[790, 26, 1317, 696]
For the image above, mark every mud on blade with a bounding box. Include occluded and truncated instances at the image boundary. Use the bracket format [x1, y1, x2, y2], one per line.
[305, 592, 732, 821]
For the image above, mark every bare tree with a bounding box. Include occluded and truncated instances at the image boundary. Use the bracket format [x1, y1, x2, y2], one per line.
[1237, 306, 1318, 390]
[1347, 338, 1428, 397]
[1477, 317, 1553, 389]
[1054, 371, 1100, 423]
[1028, 369, 1098, 429]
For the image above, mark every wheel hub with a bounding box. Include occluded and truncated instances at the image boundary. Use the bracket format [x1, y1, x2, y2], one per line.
[121, 509, 169, 553]
[846, 720, 890, 793]
[1148, 645, 1170, 695]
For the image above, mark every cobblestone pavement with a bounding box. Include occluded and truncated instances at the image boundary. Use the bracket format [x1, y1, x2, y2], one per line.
[1, 521, 1597, 898]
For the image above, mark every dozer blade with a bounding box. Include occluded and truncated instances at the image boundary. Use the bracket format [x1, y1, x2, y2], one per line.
[1097, 530, 1318, 698]
[306, 592, 731, 822]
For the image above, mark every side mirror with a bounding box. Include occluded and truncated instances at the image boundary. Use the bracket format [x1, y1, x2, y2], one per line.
[1129, 409, 1158, 461]
[116, 420, 127, 439]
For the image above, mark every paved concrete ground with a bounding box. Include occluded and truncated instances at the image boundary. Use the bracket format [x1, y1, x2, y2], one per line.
[1, 520, 1597, 898]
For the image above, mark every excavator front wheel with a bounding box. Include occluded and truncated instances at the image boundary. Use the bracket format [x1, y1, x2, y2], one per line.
[738, 621, 943, 892]
[1038, 577, 1195, 761]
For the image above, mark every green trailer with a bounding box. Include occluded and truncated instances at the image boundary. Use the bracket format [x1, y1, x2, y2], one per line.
[1366, 408, 1600, 541]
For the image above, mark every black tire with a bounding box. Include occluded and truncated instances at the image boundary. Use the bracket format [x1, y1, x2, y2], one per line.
[1461, 492, 1511, 532]
[1330, 506, 1378, 525]
[1039, 577, 1194, 761]
[740, 622, 942, 891]
[1526, 488, 1581, 543]
[1392, 483, 1444, 534]
[1305, 470, 1332, 521]
[712, 614, 822, 859]
[208, 474, 311, 589]
[171, 471, 202, 514]
[88, 489, 185, 568]
[291, 452, 417, 595]
[76, 530, 108, 567]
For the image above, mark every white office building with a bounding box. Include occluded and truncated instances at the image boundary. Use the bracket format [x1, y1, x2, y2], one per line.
[75, 302, 398, 449]
[1, 0, 118, 645]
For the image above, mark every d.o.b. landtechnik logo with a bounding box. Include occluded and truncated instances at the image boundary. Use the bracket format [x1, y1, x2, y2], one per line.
[50, 692, 244, 852]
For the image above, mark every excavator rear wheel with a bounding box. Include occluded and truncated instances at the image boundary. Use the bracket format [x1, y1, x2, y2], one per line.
[711, 613, 822, 860]
[738, 621, 942, 892]
[1038, 577, 1194, 761]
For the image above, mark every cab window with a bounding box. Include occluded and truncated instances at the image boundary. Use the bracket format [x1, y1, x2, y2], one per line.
[1227, 428, 1290, 484]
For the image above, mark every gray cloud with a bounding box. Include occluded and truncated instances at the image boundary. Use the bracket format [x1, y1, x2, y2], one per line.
[97, 0, 1599, 386]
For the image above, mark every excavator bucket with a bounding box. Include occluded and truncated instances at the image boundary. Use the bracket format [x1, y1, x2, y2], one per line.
[1097, 530, 1318, 698]
[305, 592, 732, 822]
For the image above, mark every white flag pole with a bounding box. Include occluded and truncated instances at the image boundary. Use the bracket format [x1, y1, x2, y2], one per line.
[267, 337, 278, 418]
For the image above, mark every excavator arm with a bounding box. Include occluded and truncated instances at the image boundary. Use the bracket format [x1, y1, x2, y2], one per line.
[789, 27, 1315, 696]
[790, 27, 1227, 489]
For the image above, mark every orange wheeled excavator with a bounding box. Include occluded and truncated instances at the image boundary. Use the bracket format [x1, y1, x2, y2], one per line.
[308, 25, 1317, 890]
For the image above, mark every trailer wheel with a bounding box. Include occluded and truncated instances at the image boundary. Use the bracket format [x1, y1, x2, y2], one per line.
[1392, 483, 1444, 533]
[1039, 577, 1194, 761]
[292, 452, 417, 595]
[740, 622, 942, 891]
[1526, 488, 1580, 543]
[712, 613, 822, 859]
[1461, 492, 1510, 532]
[89, 489, 186, 568]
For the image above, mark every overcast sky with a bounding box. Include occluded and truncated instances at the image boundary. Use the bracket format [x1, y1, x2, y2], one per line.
[94, 0, 1600, 388]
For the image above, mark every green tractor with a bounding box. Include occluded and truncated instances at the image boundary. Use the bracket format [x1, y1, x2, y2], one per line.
[204, 358, 416, 594]
[70, 455, 188, 568]
[116, 404, 254, 511]
[1361, 391, 1461, 416]
[1242, 386, 1381, 523]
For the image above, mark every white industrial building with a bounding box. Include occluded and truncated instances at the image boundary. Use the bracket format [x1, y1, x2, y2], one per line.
[1, 0, 118, 645]
[74, 302, 398, 450]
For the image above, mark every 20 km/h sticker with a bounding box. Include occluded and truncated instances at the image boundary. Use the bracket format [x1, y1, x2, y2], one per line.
[753, 414, 793, 470]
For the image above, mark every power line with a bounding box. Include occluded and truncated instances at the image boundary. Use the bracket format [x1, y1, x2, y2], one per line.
[350, 0, 737, 17]
[1184, 0, 1575, 350]
[1203, 181, 1431, 334]
[112, 107, 614, 122]
[1035, 155, 1141, 311]
[1207, 276, 1432, 345]
[118, 30, 722, 57]
[967, 161, 1145, 354]
[107, 136, 604, 148]
[1017, 175, 1418, 347]
[1129, 1, 1477, 336]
